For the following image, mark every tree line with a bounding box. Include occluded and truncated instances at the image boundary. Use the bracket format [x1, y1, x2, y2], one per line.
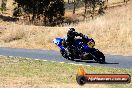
[13, 0, 107, 25]
[0, 0, 7, 12]
[0, 0, 129, 26]
[13, 0, 65, 26]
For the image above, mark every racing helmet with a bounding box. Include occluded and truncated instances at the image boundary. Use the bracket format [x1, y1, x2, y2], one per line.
[69, 28, 75, 31]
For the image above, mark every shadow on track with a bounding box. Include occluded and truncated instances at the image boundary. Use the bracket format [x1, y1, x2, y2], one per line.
[73, 59, 119, 64]
[74, 59, 98, 63]
[104, 62, 119, 64]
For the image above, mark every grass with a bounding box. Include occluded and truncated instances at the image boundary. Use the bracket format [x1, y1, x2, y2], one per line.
[0, 56, 132, 88]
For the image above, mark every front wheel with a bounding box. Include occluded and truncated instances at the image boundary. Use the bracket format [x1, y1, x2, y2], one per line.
[60, 49, 68, 59]
[60, 49, 74, 60]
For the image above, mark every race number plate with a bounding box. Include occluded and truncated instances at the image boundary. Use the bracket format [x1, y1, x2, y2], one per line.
[87, 41, 95, 48]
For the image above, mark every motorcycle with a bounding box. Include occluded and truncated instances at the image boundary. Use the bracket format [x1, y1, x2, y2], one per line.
[53, 36, 105, 64]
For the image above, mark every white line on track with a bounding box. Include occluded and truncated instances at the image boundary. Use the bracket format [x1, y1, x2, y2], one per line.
[0, 55, 91, 66]
[59, 62, 65, 64]
[26, 58, 31, 60]
[35, 59, 40, 60]
[43, 60, 48, 62]
[51, 61, 56, 62]
[68, 63, 75, 65]
[86, 65, 91, 66]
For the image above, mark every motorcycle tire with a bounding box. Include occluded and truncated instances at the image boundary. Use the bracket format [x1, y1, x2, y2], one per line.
[60, 50, 74, 60]
[97, 51, 105, 64]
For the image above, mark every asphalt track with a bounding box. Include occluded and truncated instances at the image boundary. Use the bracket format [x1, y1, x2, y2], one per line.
[0, 47, 131, 70]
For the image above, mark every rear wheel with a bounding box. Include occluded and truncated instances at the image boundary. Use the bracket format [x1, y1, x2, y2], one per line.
[97, 51, 105, 64]
[91, 50, 105, 64]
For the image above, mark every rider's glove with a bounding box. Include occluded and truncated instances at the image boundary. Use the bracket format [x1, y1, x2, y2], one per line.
[79, 33, 84, 37]
[84, 35, 88, 39]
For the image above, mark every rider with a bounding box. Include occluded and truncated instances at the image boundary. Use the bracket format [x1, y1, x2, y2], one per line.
[63, 28, 89, 59]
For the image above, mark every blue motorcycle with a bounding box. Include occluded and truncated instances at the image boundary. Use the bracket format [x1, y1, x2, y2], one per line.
[53, 36, 105, 64]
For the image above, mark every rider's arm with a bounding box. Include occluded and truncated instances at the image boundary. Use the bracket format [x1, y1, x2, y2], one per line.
[79, 33, 89, 41]
[74, 31, 89, 40]
[74, 31, 80, 36]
